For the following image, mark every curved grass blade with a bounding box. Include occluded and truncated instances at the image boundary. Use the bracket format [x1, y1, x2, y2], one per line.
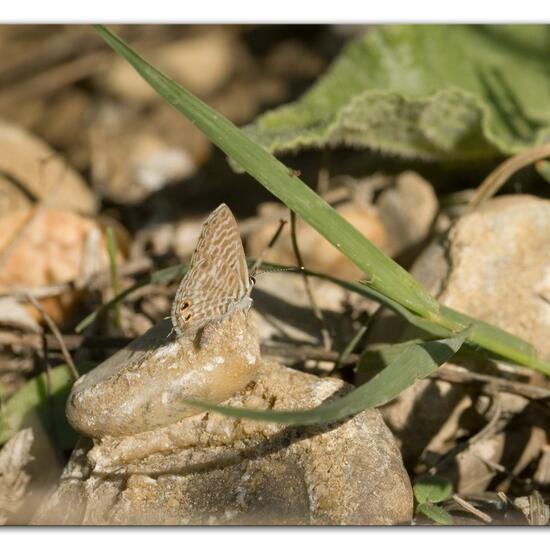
[93, 25, 440, 322]
[183, 329, 469, 425]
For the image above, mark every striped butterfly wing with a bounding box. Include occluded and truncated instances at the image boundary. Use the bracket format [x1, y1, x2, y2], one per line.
[171, 204, 251, 338]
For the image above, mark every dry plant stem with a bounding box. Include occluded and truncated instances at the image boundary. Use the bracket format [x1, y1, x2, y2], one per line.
[0, 331, 132, 351]
[24, 294, 79, 380]
[497, 491, 511, 505]
[451, 494, 493, 524]
[289, 211, 332, 351]
[468, 393, 503, 445]
[481, 459, 507, 474]
[432, 364, 550, 401]
[0, 26, 160, 88]
[469, 143, 550, 209]
[317, 167, 330, 197]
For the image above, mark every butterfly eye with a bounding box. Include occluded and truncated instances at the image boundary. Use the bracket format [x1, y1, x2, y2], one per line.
[249, 276, 256, 285]
[181, 301, 191, 310]
[184, 313, 192, 322]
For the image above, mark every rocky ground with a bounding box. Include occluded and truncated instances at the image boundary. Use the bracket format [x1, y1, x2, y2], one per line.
[0, 24, 548, 526]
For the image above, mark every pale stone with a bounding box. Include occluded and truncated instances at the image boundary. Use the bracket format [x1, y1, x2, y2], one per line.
[434, 195, 550, 357]
[66, 312, 260, 438]
[35, 360, 412, 525]
[366, 195, 550, 482]
[376, 171, 438, 258]
[100, 31, 238, 103]
[36, 311, 412, 525]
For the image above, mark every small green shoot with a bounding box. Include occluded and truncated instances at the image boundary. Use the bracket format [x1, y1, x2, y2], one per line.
[413, 475, 454, 525]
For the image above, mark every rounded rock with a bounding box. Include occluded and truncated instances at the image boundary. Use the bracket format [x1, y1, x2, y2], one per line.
[67, 311, 259, 438]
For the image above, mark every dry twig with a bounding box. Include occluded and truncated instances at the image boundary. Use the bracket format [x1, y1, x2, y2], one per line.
[469, 143, 550, 209]
[0, 258, 153, 300]
[249, 218, 287, 276]
[452, 494, 493, 524]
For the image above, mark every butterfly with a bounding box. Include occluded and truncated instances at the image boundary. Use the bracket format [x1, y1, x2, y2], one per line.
[171, 203, 254, 341]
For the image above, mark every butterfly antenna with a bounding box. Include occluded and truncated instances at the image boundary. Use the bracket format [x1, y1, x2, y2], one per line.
[249, 218, 287, 278]
[253, 265, 298, 277]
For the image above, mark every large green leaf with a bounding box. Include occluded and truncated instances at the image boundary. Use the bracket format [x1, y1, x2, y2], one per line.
[183, 330, 469, 425]
[243, 25, 550, 161]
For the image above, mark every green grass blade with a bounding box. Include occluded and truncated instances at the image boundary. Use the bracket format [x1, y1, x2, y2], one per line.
[335, 322, 369, 370]
[0, 362, 96, 448]
[440, 305, 536, 360]
[183, 330, 469, 425]
[93, 25, 440, 321]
